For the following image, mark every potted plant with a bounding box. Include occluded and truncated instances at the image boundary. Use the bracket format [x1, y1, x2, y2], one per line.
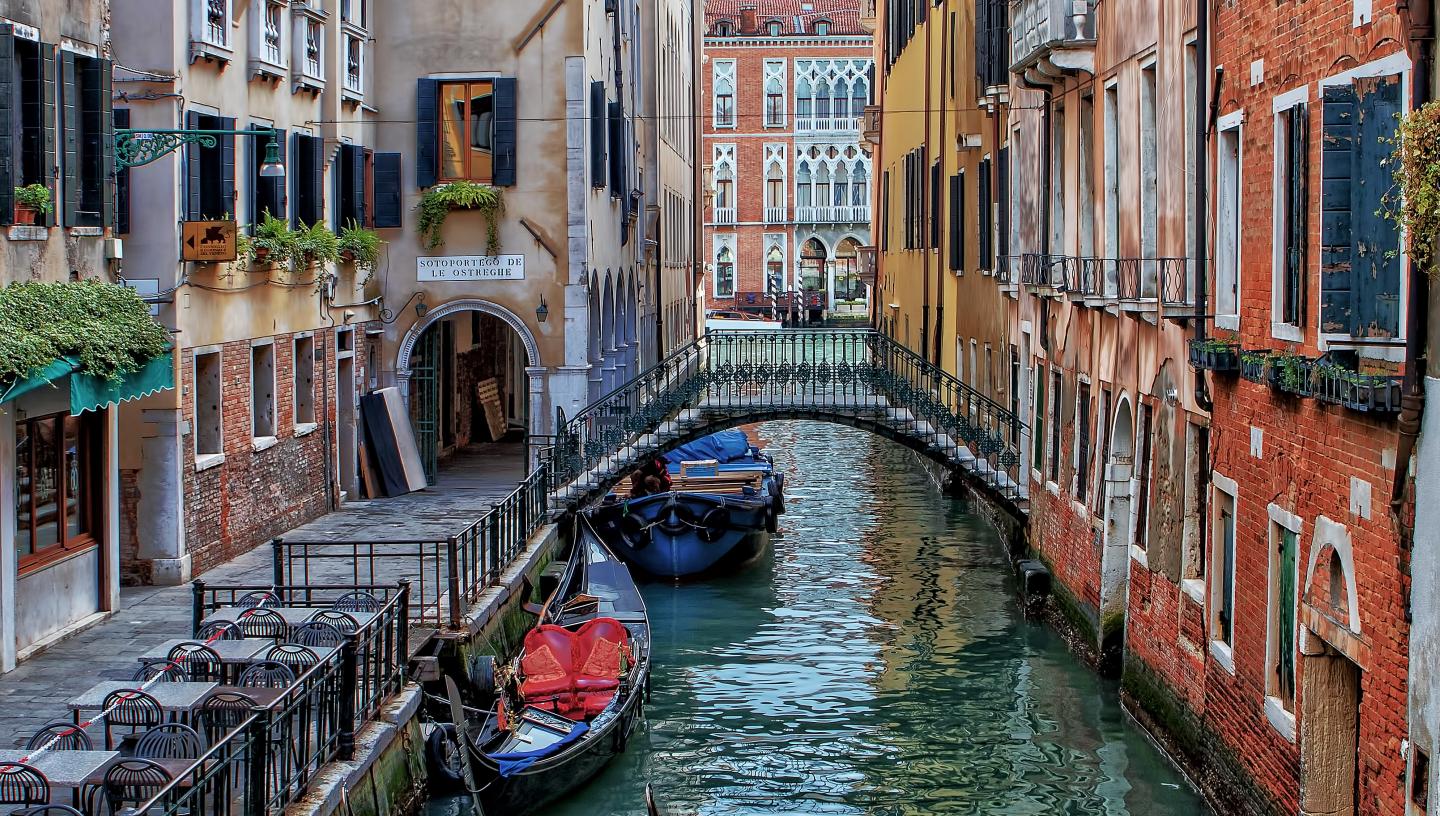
[247, 212, 297, 266]
[293, 221, 340, 268]
[416, 180, 505, 253]
[13, 184, 52, 225]
[338, 220, 382, 282]
[1313, 362, 1404, 413]
[1381, 100, 1440, 279]
[1267, 353, 1314, 397]
[1240, 350, 1270, 384]
[1188, 336, 1241, 374]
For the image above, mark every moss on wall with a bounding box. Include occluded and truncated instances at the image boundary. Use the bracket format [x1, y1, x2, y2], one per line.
[339, 717, 428, 816]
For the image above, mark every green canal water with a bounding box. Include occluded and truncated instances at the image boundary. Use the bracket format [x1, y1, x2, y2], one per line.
[434, 421, 1210, 815]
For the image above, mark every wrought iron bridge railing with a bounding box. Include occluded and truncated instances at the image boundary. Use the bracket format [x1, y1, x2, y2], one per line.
[552, 330, 1029, 508]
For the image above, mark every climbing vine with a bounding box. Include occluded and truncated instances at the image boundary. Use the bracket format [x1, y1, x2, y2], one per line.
[1381, 100, 1440, 277]
[416, 181, 505, 254]
[0, 281, 170, 383]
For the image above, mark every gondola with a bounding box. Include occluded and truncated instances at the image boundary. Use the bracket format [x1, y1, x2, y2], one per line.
[458, 517, 650, 816]
[587, 430, 785, 580]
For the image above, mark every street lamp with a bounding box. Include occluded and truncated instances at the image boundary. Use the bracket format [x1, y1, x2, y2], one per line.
[115, 126, 286, 178]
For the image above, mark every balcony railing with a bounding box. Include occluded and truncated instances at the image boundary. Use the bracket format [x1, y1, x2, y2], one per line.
[714, 207, 737, 225]
[862, 105, 882, 145]
[795, 205, 871, 224]
[796, 116, 863, 133]
[1010, 0, 1096, 77]
[765, 206, 789, 224]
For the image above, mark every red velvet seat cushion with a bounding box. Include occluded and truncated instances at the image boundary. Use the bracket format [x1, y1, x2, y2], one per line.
[518, 618, 630, 717]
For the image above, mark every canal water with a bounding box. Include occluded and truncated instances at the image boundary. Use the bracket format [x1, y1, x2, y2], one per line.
[434, 421, 1210, 815]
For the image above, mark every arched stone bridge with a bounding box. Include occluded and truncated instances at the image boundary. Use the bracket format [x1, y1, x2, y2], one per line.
[549, 330, 1029, 517]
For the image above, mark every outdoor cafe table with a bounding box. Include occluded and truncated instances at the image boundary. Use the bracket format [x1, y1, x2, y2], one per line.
[204, 686, 288, 708]
[0, 749, 118, 801]
[68, 681, 219, 723]
[137, 639, 269, 664]
[202, 606, 379, 630]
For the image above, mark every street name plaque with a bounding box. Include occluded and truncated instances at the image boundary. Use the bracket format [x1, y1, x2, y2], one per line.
[417, 255, 525, 281]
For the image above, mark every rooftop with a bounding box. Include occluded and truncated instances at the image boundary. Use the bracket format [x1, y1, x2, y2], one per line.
[705, 0, 867, 38]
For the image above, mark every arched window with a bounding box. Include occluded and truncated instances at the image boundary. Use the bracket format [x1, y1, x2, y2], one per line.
[813, 19, 830, 36]
[765, 76, 785, 127]
[765, 162, 785, 210]
[715, 162, 734, 209]
[800, 238, 827, 295]
[850, 78, 868, 121]
[835, 238, 862, 300]
[766, 245, 785, 295]
[815, 164, 832, 212]
[815, 79, 831, 120]
[797, 163, 813, 208]
[833, 164, 850, 208]
[796, 78, 813, 122]
[715, 246, 736, 298]
[714, 20, 732, 36]
[766, 19, 783, 36]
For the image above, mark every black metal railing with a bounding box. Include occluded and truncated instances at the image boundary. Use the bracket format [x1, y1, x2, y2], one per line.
[271, 464, 550, 629]
[1019, 253, 1061, 288]
[553, 330, 1028, 504]
[1161, 258, 1194, 307]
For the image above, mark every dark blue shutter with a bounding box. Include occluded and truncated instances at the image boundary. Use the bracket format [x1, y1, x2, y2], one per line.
[1320, 84, 1357, 335]
[352, 144, 367, 227]
[218, 116, 236, 219]
[492, 77, 517, 187]
[1283, 104, 1308, 326]
[308, 131, 322, 225]
[590, 81, 607, 188]
[997, 146, 1010, 259]
[39, 41, 55, 226]
[372, 151, 401, 227]
[978, 157, 992, 268]
[415, 78, 438, 188]
[608, 101, 623, 196]
[948, 172, 963, 271]
[60, 50, 78, 226]
[0, 27, 16, 223]
[185, 110, 202, 220]
[96, 59, 114, 228]
[1355, 75, 1403, 339]
[114, 107, 129, 234]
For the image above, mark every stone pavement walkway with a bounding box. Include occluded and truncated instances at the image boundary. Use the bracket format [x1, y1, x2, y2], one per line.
[0, 444, 526, 747]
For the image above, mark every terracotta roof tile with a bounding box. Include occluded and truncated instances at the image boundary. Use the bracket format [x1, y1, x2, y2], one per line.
[704, 0, 868, 37]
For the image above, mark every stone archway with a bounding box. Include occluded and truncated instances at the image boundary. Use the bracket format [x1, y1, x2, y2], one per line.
[1099, 395, 1135, 669]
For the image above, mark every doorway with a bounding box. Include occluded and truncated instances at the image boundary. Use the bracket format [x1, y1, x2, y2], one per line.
[337, 348, 357, 499]
[1099, 397, 1135, 669]
[1300, 640, 1361, 816]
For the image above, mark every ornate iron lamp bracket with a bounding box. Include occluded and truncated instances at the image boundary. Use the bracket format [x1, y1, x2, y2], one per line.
[115, 128, 279, 169]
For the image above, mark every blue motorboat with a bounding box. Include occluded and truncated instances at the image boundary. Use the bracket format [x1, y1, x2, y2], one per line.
[586, 430, 785, 580]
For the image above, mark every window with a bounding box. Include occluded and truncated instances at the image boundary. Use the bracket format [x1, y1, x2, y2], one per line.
[979, 157, 993, 271]
[194, 350, 223, 458]
[1009, 346, 1021, 446]
[1103, 83, 1120, 294]
[1274, 98, 1309, 331]
[14, 412, 102, 569]
[1139, 63, 1158, 297]
[1320, 71, 1402, 339]
[198, 0, 230, 49]
[1212, 483, 1237, 647]
[291, 133, 324, 227]
[439, 80, 495, 182]
[1268, 508, 1301, 712]
[341, 0, 366, 27]
[813, 20, 830, 36]
[1095, 388, 1112, 512]
[250, 125, 286, 223]
[1050, 104, 1065, 256]
[1032, 364, 1046, 473]
[185, 112, 236, 222]
[766, 241, 785, 296]
[591, 81, 608, 188]
[1184, 43, 1198, 302]
[929, 161, 942, 250]
[1215, 114, 1243, 326]
[0, 32, 55, 227]
[301, 16, 323, 80]
[294, 335, 315, 427]
[1183, 421, 1210, 580]
[258, 0, 286, 67]
[1414, 750, 1431, 811]
[344, 33, 364, 94]
[948, 171, 966, 272]
[714, 20, 733, 36]
[334, 142, 369, 230]
[1075, 381, 1092, 502]
[60, 50, 112, 228]
[713, 60, 736, 127]
[764, 60, 786, 127]
[715, 245, 736, 298]
[1078, 95, 1095, 258]
[1048, 370, 1062, 484]
[251, 343, 276, 440]
[1135, 402, 1154, 548]
[767, 19, 783, 36]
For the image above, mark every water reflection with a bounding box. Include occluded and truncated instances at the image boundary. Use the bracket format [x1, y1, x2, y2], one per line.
[439, 422, 1208, 816]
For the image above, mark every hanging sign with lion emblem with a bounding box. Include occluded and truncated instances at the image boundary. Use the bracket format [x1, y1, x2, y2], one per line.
[182, 221, 238, 262]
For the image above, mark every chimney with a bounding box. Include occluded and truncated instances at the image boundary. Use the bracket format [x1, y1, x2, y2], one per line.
[740, 3, 759, 34]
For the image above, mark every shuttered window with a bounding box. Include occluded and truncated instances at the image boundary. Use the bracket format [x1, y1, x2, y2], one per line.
[334, 142, 368, 229]
[929, 160, 941, 250]
[1321, 75, 1403, 339]
[291, 132, 324, 227]
[997, 146, 1010, 263]
[1277, 102, 1308, 327]
[978, 157, 993, 271]
[948, 171, 965, 272]
[0, 29, 57, 226]
[418, 77, 518, 188]
[590, 81, 607, 189]
[608, 101, 624, 197]
[59, 51, 111, 228]
[114, 108, 130, 234]
[371, 152, 402, 228]
[250, 125, 286, 223]
[185, 112, 235, 222]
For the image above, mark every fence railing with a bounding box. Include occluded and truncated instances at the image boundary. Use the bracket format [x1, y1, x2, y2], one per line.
[270, 464, 551, 629]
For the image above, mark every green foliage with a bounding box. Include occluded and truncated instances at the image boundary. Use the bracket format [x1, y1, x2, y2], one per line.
[1192, 336, 1238, 353]
[293, 221, 341, 267]
[14, 184, 52, 214]
[1313, 360, 1394, 388]
[245, 212, 298, 267]
[1381, 101, 1440, 276]
[338, 220, 383, 282]
[0, 281, 170, 384]
[1270, 353, 1311, 393]
[416, 181, 505, 253]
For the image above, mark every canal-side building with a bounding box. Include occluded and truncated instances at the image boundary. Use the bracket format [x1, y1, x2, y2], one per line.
[110, 0, 381, 584]
[872, 0, 1013, 415]
[702, 0, 874, 324]
[0, 0, 180, 670]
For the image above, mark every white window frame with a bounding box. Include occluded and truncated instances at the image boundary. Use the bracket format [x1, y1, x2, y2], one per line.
[194, 0, 233, 52]
[293, 333, 317, 433]
[293, 6, 326, 87]
[250, 340, 278, 448]
[712, 59, 737, 129]
[1208, 472, 1239, 674]
[1264, 502, 1304, 743]
[193, 347, 225, 469]
[763, 59, 787, 128]
[342, 27, 366, 99]
[1271, 84, 1310, 342]
[248, 0, 287, 74]
[712, 235, 737, 299]
[1214, 109, 1245, 331]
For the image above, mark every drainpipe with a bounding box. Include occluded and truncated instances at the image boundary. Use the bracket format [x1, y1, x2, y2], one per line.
[1392, 0, 1435, 519]
[1193, 0, 1212, 413]
[929, 3, 943, 365]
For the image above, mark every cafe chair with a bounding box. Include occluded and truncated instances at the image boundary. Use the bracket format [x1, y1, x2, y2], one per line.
[26, 720, 93, 751]
[167, 642, 224, 684]
[101, 689, 164, 751]
[235, 590, 280, 609]
[133, 723, 204, 761]
[16, 805, 84, 816]
[237, 661, 296, 689]
[236, 608, 287, 640]
[0, 762, 50, 807]
[332, 591, 381, 613]
[195, 620, 245, 641]
[290, 622, 344, 648]
[132, 660, 188, 684]
[308, 609, 359, 635]
[101, 759, 172, 813]
[265, 644, 319, 674]
[196, 692, 256, 745]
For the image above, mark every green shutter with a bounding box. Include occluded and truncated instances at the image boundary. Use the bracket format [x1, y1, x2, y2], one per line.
[184, 111, 202, 220]
[60, 50, 78, 227]
[492, 77, 517, 187]
[1277, 528, 1297, 702]
[372, 152, 401, 228]
[97, 59, 114, 228]
[39, 41, 55, 226]
[1033, 369, 1045, 470]
[0, 26, 16, 224]
[218, 116, 236, 219]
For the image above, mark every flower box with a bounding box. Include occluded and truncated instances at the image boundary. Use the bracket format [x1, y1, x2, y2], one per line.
[1188, 340, 1240, 374]
[1313, 364, 1404, 413]
[1267, 355, 1314, 397]
[1240, 353, 1269, 384]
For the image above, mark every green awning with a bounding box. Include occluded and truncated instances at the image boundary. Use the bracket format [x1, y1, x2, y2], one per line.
[0, 351, 174, 415]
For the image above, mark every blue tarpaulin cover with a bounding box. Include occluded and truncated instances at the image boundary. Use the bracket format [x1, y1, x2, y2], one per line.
[486, 720, 590, 777]
[663, 430, 754, 465]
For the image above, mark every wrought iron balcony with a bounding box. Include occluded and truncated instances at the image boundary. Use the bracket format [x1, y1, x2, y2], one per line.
[1010, 0, 1095, 83]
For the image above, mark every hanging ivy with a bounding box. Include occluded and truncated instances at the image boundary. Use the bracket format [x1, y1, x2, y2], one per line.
[1381, 100, 1440, 277]
[416, 181, 505, 254]
[0, 280, 170, 383]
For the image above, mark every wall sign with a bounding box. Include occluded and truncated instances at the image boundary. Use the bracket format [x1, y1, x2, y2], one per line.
[417, 255, 525, 281]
